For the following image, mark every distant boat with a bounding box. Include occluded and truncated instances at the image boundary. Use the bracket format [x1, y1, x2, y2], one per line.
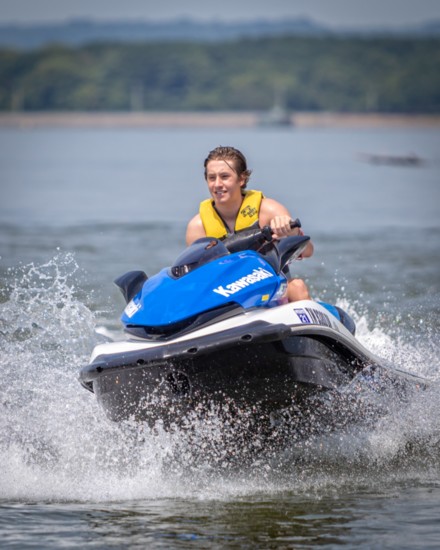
[258, 104, 293, 127]
[258, 85, 293, 127]
[357, 152, 424, 167]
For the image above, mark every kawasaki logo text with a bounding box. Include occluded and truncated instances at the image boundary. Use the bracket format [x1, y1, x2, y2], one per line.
[213, 267, 274, 297]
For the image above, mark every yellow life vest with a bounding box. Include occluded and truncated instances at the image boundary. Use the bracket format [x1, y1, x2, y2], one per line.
[199, 190, 264, 239]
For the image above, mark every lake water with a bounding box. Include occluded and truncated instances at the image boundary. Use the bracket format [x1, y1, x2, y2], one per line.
[0, 123, 439, 548]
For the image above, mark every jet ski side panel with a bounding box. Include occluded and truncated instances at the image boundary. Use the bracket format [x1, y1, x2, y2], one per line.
[80, 321, 374, 424]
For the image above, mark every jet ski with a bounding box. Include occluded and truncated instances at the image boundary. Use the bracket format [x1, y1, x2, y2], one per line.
[79, 220, 425, 431]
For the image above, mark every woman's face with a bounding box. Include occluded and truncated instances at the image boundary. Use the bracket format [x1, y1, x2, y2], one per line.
[205, 159, 245, 205]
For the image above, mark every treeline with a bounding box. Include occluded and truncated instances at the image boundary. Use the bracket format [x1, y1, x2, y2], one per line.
[1, 36, 439, 112]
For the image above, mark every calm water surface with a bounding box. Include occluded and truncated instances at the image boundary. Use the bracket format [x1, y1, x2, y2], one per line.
[0, 125, 439, 548]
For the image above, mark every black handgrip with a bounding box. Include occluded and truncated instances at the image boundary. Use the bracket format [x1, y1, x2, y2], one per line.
[260, 219, 301, 241]
[223, 219, 302, 254]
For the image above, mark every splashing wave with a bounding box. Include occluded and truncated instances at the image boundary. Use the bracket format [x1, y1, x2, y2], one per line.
[1, 255, 439, 502]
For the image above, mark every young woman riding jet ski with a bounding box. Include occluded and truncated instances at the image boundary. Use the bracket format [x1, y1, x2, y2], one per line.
[186, 146, 314, 303]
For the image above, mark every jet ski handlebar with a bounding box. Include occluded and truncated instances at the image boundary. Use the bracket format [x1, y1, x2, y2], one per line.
[224, 218, 301, 254]
[263, 218, 302, 240]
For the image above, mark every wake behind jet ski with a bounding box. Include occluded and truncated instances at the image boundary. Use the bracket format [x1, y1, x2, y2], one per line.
[79, 220, 425, 432]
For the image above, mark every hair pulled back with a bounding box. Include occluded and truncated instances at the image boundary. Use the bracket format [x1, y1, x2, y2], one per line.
[204, 146, 252, 188]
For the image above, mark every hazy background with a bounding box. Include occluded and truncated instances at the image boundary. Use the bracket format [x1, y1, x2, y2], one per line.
[1, 1, 439, 112]
[0, 0, 439, 27]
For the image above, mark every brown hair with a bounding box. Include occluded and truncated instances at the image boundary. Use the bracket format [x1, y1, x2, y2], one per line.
[204, 146, 252, 188]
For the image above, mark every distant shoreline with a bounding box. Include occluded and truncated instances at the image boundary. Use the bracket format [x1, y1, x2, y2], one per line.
[1, 111, 439, 129]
